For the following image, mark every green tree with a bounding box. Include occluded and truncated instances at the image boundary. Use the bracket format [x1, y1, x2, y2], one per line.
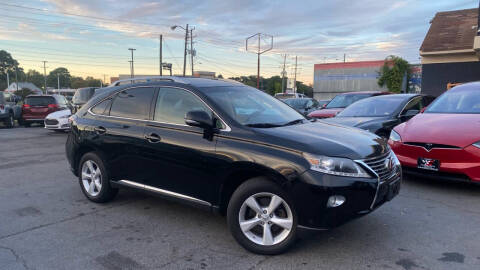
[24, 69, 44, 89]
[377, 55, 410, 93]
[14, 88, 35, 101]
[0, 50, 25, 90]
[47, 67, 71, 88]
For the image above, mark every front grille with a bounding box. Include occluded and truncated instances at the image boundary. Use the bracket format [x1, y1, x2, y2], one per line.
[403, 142, 461, 151]
[362, 151, 395, 182]
[45, 119, 58, 125]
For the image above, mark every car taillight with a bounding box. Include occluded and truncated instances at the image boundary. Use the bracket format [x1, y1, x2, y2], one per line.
[48, 104, 59, 109]
[22, 104, 31, 109]
[0, 104, 4, 110]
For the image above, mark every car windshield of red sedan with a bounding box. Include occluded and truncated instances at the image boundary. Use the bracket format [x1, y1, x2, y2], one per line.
[337, 96, 404, 117]
[426, 89, 480, 114]
[325, 94, 371, 109]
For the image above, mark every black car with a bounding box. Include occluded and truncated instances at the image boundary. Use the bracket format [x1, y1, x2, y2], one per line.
[283, 98, 320, 116]
[324, 94, 435, 138]
[66, 76, 401, 255]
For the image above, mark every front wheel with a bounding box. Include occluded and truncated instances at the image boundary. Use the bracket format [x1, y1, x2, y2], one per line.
[78, 152, 118, 203]
[227, 178, 297, 255]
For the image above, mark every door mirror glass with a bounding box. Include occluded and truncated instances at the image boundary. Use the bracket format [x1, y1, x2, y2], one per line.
[401, 109, 419, 119]
[185, 110, 213, 129]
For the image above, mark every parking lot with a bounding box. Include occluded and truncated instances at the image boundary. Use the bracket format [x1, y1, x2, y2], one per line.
[0, 126, 479, 270]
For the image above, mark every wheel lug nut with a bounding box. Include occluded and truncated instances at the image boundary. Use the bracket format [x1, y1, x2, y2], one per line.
[263, 210, 267, 214]
[268, 221, 272, 225]
[260, 221, 265, 225]
[269, 214, 273, 218]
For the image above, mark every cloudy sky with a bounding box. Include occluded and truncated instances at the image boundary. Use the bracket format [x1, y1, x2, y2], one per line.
[0, 0, 477, 84]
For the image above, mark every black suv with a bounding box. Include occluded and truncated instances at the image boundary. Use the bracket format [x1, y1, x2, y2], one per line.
[66, 77, 401, 254]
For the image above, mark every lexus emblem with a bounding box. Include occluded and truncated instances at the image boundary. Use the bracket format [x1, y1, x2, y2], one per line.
[425, 143, 434, 151]
[384, 157, 393, 170]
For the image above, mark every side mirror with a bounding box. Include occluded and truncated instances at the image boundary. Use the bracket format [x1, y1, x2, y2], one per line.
[185, 110, 213, 129]
[401, 109, 419, 120]
[420, 107, 426, 113]
[322, 104, 327, 109]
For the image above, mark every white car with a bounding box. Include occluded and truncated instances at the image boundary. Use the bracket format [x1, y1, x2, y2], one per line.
[44, 109, 71, 132]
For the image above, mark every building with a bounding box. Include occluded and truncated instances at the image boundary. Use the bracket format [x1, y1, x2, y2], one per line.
[313, 60, 388, 100]
[4, 82, 42, 94]
[193, 71, 215, 78]
[420, 7, 480, 96]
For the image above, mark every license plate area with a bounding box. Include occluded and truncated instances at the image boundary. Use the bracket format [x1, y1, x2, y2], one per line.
[417, 157, 439, 171]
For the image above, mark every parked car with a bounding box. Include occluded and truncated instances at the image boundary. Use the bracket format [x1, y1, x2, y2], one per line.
[20, 95, 70, 127]
[317, 99, 330, 108]
[44, 109, 72, 132]
[0, 91, 21, 128]
[389, 83, 480, 183]
[283, 98, 320, 116]
[66, 77, 401, 255]
[274, 92, 306, 100]
[308, 91, 391, 119]
[324, 94, 435, 138]
[72, 87, 97, 113]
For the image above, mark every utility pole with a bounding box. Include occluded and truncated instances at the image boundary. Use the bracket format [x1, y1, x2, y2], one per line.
[293, 56, 298, 93]
[344, 53, 346, 63]
[246, 33, 273, 90]
[57, 74, 60, 89]
[15, 65, 18, 91]
[6, 71, 9, 87]
[128, 48, 136, 78]
[190, 28, 194, 76]
[281, 54, 287, 93]
[42, 61, 47, 94]
[182, 24, 189, 76]
[159, 34, 163, 76]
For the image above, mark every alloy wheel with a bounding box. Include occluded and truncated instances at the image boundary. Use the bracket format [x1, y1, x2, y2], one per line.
[81, 160, 102, 196]
[238, 192, 293, 246]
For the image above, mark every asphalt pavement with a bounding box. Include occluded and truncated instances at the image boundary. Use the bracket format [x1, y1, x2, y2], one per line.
[0, 126, 479, 270]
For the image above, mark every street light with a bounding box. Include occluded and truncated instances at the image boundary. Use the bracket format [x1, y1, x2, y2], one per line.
[171, 24, 189, 76]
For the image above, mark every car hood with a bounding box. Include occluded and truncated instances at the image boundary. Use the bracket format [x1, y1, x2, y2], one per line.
[46, 109, 71, 119]
[253, 121, 388, 160]
[308, 108, 344, 118]
[323, 116, 391, 128]
[396, 113, 480, 148]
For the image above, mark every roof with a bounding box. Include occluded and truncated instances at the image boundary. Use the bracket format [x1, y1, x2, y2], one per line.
[5, 82, 41, 91]
[420, 8, 478, 53]
[314, 60, 387, 70]
[339, 91, 389, 95]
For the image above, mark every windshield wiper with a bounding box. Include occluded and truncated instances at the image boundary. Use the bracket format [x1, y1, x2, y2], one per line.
[245, 123, 282, 128]
[280, 119, 305, 126]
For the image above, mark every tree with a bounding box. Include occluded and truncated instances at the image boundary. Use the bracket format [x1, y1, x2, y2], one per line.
[25, 69, 44, 89]
[377, 55, 410, 93]
[217, 74, 224, 79]
[47, 67, 71, 88]
[0, 50, 24, 90]
[14, 88, 35, 101]
[71, 76, 102, 88]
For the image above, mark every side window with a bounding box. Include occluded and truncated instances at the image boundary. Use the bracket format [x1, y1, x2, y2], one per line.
[401, 97, 423, 114]
[110, 87, 155, 119]
[154, 87, 210, 125]
[91, 98, 112, 115]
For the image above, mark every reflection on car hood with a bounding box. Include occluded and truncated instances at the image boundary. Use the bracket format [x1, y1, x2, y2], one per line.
[323, 116, 390, 127]
[397, 113, 480, 148]
[46, 109, 71, 119]
[253, 121, 387, 160]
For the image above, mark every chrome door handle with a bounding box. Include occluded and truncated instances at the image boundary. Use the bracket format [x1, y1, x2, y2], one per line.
[145, 133, 161, 143]
[94, 126, 106, 134]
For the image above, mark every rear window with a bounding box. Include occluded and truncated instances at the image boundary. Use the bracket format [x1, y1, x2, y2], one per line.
[25, 96, 56, 106]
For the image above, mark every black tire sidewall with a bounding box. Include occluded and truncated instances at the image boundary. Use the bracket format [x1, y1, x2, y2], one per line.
[227, 177, 298, 255]
[78, 152, 117, 203]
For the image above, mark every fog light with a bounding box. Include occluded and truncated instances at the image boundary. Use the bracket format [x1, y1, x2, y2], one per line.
[327, 195, 346, 208]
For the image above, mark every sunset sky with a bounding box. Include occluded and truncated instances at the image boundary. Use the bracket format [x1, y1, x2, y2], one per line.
[0, 0, 477, 84]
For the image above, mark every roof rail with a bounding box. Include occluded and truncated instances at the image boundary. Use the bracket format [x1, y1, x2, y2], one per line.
[108, 76, 190, 87]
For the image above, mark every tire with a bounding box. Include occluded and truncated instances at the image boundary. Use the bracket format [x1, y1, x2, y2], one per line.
[78, 152, 118, 203]
[20, 120, 30, 127]
[227, 177, 297, 255]
[4, 113, 14, 128]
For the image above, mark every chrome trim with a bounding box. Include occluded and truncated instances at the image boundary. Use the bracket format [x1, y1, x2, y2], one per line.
[117, 180, 211, 207]
[355, 159, 380, 210]
[397, 95, 422, 118]
[402, 143, 462, 152]
[87, 86, 231, 132]
[109, 76, 190, 87]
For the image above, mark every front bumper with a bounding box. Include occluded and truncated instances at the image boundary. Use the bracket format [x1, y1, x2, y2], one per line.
[292, 167, 401, 229]
[390, 141, 480, 182]
[44, 117, 70, 130]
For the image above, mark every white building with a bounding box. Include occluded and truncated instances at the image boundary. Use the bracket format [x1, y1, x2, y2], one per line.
[4, 82, 42, 95]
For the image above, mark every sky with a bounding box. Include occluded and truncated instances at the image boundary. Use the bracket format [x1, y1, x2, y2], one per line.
[0, 0, 478, 85]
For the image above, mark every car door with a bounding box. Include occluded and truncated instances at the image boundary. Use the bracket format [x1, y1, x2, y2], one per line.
[89, 86, 156, 183]
[141, 87, 221, 204]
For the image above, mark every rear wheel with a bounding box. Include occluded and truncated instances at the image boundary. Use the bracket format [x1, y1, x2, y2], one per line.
[78, 152, 118, 203]
[4, 113, 14, 128]
[227, 178, 297, 255]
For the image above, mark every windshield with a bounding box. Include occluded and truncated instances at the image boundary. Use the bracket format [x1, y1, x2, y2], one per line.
[202, 86, 305, 126]
[284, 99, 308, 109]
[338, 96, 404, 117]
[426, 88, 480, 114]
[72, 88, 96, 104]
[326, 94, 371, 109]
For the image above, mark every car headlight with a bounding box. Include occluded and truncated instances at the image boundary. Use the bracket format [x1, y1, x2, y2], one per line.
[473, 141, 480, 149]
[389, 130, 401, 142]
[303, 153, 371, 178]
[60, 114, 71, 119]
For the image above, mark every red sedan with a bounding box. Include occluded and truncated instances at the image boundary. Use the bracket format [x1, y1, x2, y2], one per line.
[308, 91, 390, 119]
[388, 83, 480, 183]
